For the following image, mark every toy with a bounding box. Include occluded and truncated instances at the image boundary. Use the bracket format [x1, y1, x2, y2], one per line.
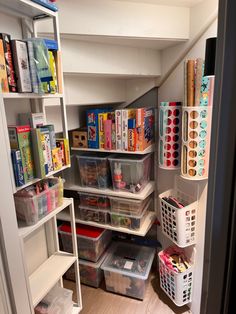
[113, 162, 126, 189]
[72, 128, 88, 148]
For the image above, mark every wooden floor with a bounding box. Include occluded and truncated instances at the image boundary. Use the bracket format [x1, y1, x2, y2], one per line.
[64, 273, 190, 314]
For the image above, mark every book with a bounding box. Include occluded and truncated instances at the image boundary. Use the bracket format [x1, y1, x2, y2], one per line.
[19, 112, 45, 128]
[40, 132, 49, 175]
[98, 112, 108, 149]
[0, 34, 17, 92]
[104, 119, 112, 150]
[115, 110, 122, 150]
[54, 51, 63, 94]
[0, 39, 9, 93]
[187, 60, 195, 106]
[8, 125, 34, 183]
[128, 119, 136, 152]
[31, 128, 46, 178]
[40, 124, 56, 149]
[87, 109, 106, 149]
[48, 51, 58, 93]
[108, 112, 116, 150]
[122, 109, 136, 151]
[11, 149, 25, 187]
[40, 129, 53, 172]
[56, 138, 70, 165]
[56, 139, 65, 166]
[52, 147, 62, 171]
[44, 39, 58, 51]
[136, 108, 154, 151]
[26, 40, 39, 93]
[11, 40, 32, 92]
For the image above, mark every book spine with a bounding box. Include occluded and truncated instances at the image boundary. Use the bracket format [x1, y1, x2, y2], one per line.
[11, 150, 25, 187]
[56, 140, 65, 166]
[104, 119, 112, 150]
[87, 111, 99, 149]
[122, 110, 128, 151]
[48, 51, 58, 94]
[63, 138, 70, 165]
[31, 129, 45, 178]
[0, 39, 9, 92]
[44, 132, 53, 172]
[40, 133, 49, 174]
[12, 40, 32, 92]
[0, 34, 17, 92]
[136, 108, 144, 151]
[98, 113, 107, 149]
[128, 119, 136, 152]
[46, 125, 56, 149]
[115, 110, 122, 150]
[144, 108, 154, 149]
[52, 147, 62, 170]
[27, 40, 39, 93]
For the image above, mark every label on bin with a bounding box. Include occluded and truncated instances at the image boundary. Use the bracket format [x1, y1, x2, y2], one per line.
[124, 261, 133, 270]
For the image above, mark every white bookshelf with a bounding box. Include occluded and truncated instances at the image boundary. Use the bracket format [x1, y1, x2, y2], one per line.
[71, 144, 155, 155]
[3, 92, 63, 99]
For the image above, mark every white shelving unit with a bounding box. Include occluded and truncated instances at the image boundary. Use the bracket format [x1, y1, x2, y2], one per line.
[57, 207, 156, 236]
[0, 1, 82, 313]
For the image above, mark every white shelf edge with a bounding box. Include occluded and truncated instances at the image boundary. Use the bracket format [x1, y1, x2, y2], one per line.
[64, 181, 155, 200]
[29, 252, 77, 307]
[57, 209, 156, 237]
[3, 93, 63, 99]
[15, 165, 70, 193]
[71, 144, 155, 154]
[18, 198, 72, 238]
[72, 305, 82, 314]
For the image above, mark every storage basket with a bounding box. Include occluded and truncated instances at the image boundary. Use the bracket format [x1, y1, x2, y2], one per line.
[159, 102, 182, 169]
[158, 247, 194, 306]
[159, 176, 198, 247]
[181, 106, 212, 180]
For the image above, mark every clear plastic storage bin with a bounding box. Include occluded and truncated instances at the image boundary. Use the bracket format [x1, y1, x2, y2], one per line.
[76, 153, 111, 189]
[79, 192, 110, 211]
[110, 198, 151, 230]
[102, 242, 155, 299]
[65, 252, 107, 288]
[78, 206, 110, 225]
[34, 286, 73, 314]
[59, 223, 112, 262]
[14, 177, 64, 226]
[110, 195, 151, 215]
[158, 247, 194, 306]
[108, 154, 151, 193]
[159, 176, 198, 247]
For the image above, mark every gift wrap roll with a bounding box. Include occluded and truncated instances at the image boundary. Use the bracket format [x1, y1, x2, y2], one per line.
[159, 102, 182, 169]
[181, 106, 212, 180]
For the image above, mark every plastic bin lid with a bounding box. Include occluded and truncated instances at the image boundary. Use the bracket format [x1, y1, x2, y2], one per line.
[59, 223, 106, 239]
[108, 154, 150, 162]
[101, 242, 155, 279]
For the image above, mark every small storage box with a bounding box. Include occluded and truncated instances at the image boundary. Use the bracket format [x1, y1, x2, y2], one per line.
[78, 206, 110, 225]
[108, 154, 151, 193]
[102, 242, 155, 299]
[35, 286, 73, 314]
[79, 192, 110, 211]
[59, 223, 112, 262]
[14, 177, 64, 226]
[110, 198, 151, 231]
[65, 252, 107, 288]
[76, 153, 111, 189]
[158, 247, 194, 306]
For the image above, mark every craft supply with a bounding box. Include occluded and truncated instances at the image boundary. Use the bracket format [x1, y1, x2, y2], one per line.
[187, 60, 195, 106]
[72, 128, 88, 148]
[194, 58, 204, 106]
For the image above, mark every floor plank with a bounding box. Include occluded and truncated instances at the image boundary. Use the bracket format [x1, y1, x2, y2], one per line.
[64, 273, 190, 314]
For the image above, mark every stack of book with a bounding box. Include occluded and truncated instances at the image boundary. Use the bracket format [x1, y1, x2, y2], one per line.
[0, 33, 61, 94]
[9, 113, 69, 187]
[80, 107, 154, 152]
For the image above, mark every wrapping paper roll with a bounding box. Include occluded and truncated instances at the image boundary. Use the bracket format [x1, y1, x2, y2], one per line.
[159, 102, 182, 169]
[181, 106, 212, 180]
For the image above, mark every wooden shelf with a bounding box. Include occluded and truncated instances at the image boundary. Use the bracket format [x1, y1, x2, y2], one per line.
[29, 252, 77, 307]
[3, 93, 63, 99]
[57, 209, 156, 236]
[0, 0, 57, 18]
[15, 165, 70, 193]
[18, 198, 72, 238]
[71, 144, 155, 155]
[64, 181, 155, 200]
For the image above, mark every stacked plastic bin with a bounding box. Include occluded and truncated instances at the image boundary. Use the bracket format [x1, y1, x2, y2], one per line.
[58, 223, 112, 288]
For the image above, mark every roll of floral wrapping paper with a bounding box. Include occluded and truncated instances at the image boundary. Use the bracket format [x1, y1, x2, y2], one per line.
[159, 102, 182, 169]
[181, 106, 212, 180]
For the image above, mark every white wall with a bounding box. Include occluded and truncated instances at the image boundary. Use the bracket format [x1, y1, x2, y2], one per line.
[158, 4, 218, 314]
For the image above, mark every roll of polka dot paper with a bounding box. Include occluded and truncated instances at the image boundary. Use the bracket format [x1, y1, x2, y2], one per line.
[159, 103, 182, 169]
[181, 106, 212, 180]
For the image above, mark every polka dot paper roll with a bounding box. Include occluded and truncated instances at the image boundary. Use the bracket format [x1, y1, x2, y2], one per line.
[181, 106, 212, 180]
[159, 102, 182, 169]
